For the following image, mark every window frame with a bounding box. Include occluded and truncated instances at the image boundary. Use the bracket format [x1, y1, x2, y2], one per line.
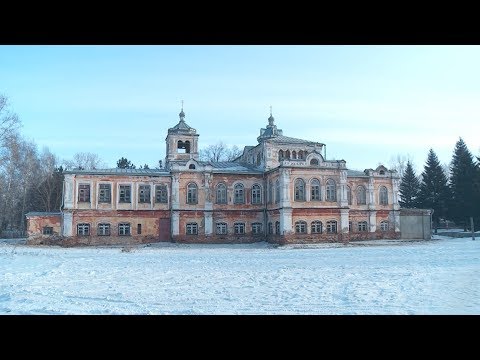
[380, 220, 389, 231]
[216, 222, 227, 235]
[118, 222, 131, 236]
[294, 178, 306, 201]
[42, 226, 53, 235]
[186, 222, 198, 235]
[252, 222, 263, 234]
[155, 184, 168, 204]
[310, 178, 321, 201]
[356, 185, 367, 205]
[119, 184, 132, 203]
[216, 183, 227, 204]
[97, 223, 111, 236]
[295, 220, 307, 234]
[358, 221, 368, 232]
[311, 220, 323, 234]
[234, 222, 245, 234]
[326, 179, 336, 202]
[77, 223, 90, 236]
[379, 186, 388, 205]
[187, 182, 198, 204]
[326, 220, 337, 234]
[98, 183, 111, 203]
[234, 183, 245, 204]
[138, 184, 151, 203]
[251, 184, 262, 204]
[78, 184, 90, 202]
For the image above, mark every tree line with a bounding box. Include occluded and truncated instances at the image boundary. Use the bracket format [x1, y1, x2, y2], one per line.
[399, 140, 480, 232]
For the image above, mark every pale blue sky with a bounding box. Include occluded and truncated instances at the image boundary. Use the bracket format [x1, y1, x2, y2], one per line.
[1, 45, 479, 172]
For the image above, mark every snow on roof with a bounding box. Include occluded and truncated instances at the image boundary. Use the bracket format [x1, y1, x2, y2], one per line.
[347, 169, 369, 177]
[64, 168, 170, 176]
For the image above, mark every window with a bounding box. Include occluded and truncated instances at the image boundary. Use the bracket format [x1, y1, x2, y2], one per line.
[379, 186, 388, 205]
[234, 223, 245, 234]
[275, 179, 280, 204]
[119, 185, 131, 203]
[216, 183, 227, 204]
[358, 221, 368, 232]
[139, 185, 151, 203]
[326, 179, 336, 202]
[275, 221, 280, 234]
[268, 181, 273, 204]
[155, 184, 168, 203]
[256, 153, 261, 166]
[187, 183, 198, 204]
[285, 150, 290, 159]
[311, 221, 322, 234]
[97, 223, 110, 236]
[177, 140, 191, 153]
[311, 179, 321, 201]
[118, 223, 131, 236]
[292, 150, 297, 159]
[298, 150, 304, 159]
[326, 220, 337, 234]
[98, 184, 111, 203]
[42, 226, 53, 235]
[186, 223, 198, 235]
[380, 221, 389, 231]
[310, 158, 319, 166]
[379, 170, 385, 175]
[137, 224, 142, 234]
[278, 150, 284, 161]
[349, 221, 352, 232]
[252, 223, 263, 234]
[251, 184, 262, 204]
[347, 186, 352, 205]
[78, 184, 90, 202]
[189, 164, 196, 169]
[216, 222, 227, 235]
[234, 183, 245, 204]
[268, 222, 273, 234]
[295, 221, 307, 233]
[356, 186, 367, 205]
[77, 223, 90, 236]
[294, 178, 305, 201]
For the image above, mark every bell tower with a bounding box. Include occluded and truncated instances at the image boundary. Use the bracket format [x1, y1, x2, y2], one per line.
[165, 102, 200, 168]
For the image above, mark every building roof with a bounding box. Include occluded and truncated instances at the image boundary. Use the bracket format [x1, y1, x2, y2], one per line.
[25, 212, 62, 217]
[266, 135, 324, 146]
[64, 168, 170, 176]
[347, 169, 369, 177]
[169, 119, 196, 132]
[209, 161, 261, 173]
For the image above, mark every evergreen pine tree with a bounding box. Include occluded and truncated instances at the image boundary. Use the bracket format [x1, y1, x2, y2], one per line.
[399, 161, 420, 208]
[449, 138, 478, 231]
[418, 149, 451, 233]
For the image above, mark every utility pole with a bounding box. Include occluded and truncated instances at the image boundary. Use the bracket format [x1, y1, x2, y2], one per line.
[471, 217, 475, 240]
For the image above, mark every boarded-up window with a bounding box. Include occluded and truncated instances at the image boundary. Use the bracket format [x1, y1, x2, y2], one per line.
[119, 185, 131, 203]
[78, 184, 90, 202]
[139, 185, 151, 203]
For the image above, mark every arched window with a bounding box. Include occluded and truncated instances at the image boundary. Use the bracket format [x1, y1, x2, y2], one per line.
[184, 141, 191, 153]
[379, 186, 388, 205]
[234, 183, 245, 204]
[268, 180, 273, 203]
[189, 164, 196, 169]
[326, 179, 336, 201]
[326, 220, 337, 233]
[292, 150, 297, 159]
[295, 221, 307, 233]
[275, 221, 280, 234]
[311, 220, 322, 234]
[187, 183, 197, 204]
[251, 184, 262, 204]
[356, 185, 367, 205]
[285, 150, 290, 159]
[358, 221, 368, 232]
[294, 178, 305, 201]
[177, 140, 190, 153]
[298, 150, 304, 159]
[278, 150, 284, 161]
[97, 223, 110, 236]
[310, 158, 319, 166]
[379, 170, 385, 175]
[311, 178, 321, 201]
[216, 183, 227, 204]
[346, 185, 352, 205]
[275, 179, 280, 204]
[380, 220, 389, 231]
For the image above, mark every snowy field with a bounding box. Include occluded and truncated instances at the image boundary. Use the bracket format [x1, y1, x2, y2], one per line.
[1, 236, 479, 314]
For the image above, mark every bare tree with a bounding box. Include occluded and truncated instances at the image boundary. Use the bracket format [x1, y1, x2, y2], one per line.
[200, 142, 243, 162]
[389, 154, 414, 179]
[0, 94, 21, 146]
[63, 152, 106, 170]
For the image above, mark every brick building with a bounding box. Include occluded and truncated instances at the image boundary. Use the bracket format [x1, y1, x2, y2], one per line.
[27, 107, 406, 245]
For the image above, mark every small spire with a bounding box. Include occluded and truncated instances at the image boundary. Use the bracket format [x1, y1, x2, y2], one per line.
[268, 105, 275, 126]
[179, 100, 185, 121]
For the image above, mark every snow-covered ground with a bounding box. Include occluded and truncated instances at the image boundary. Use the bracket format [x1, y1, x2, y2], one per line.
[1, 236, 479, 314]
